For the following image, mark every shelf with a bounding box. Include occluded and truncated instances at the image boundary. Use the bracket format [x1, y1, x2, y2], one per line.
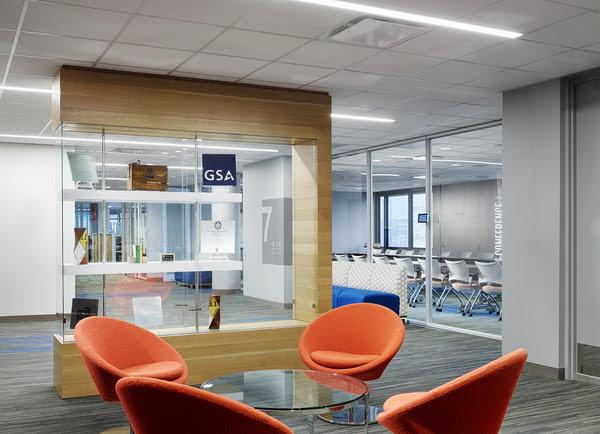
[63, 189, 242, 204]
[64, 260, 243, 276]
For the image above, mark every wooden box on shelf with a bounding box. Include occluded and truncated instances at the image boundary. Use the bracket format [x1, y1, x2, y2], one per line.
[127, 162, 168, 191]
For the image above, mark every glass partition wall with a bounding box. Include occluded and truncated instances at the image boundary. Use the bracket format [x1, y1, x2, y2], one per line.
[59, 125, 298, 339]
[332, 125, 503, 338]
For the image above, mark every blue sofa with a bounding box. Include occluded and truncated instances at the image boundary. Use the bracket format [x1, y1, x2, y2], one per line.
[332, 285, 400, 314]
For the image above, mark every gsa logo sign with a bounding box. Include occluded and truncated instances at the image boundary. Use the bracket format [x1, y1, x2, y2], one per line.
[202, 154, 237, 186]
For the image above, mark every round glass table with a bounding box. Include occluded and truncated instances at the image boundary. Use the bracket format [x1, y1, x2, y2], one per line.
[200, 369, 370, 433]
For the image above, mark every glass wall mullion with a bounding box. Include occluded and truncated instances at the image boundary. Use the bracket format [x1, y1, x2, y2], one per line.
[425, 138, 433, 324]
[366, 150, 373, 263]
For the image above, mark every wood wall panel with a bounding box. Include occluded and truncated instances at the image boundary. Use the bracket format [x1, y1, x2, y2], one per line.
[54, 323, 307, 399]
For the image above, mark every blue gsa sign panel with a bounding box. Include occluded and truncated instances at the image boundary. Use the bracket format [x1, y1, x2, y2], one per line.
[202, 154, 237, 186]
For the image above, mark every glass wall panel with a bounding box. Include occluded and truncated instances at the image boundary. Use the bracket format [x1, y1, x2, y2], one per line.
[332, 154, 367, 260]
[431, 126, 503, 336]
[372, 141, 426, 321]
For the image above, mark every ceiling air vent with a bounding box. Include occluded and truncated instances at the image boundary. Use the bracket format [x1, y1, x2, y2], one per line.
[327, 16, 428, 49]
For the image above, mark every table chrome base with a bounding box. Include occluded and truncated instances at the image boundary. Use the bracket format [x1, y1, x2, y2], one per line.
[317, 404, 382, 426]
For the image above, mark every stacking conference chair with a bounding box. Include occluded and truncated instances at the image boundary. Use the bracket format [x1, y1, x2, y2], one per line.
[475, 261, 503, 320]
[394, 257, 421, 306]
[400, 249, 415, 256]
[385, 248, 398, 255]
[116, 377, 293, 434]
[462, 251, 473, 259]
[373, 255, 390, 264]
[351, 255, 367, 263]
[444, 260, 477, 314]
[440, 250, 451, 258]
[334, 253, 350, 262]
[299, 303, 405, 425]
[416, 258, 447, 310]
[377, 349, 527, 434]
[74, 316, 188, 403]
[373, 248, 383, 255]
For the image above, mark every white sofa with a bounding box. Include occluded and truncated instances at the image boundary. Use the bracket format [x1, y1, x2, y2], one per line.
[332, 261, 408, 317]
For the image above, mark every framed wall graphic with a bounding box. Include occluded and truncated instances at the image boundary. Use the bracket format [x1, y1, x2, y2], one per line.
[261, 198, 292, 266]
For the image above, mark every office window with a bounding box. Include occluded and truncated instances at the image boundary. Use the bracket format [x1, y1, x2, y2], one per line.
[388, 195, 409, 247]
[412, 193, 426, 248]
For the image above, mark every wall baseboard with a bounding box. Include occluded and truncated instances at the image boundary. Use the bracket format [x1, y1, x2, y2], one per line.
[524, 361, 565, 380]
[0, 314, 57, 323]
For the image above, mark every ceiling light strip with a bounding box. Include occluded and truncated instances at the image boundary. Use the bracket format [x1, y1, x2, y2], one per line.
[290, 0, 522, 38]
[0, 85, 53, 94]
[332, 113, 395, 123]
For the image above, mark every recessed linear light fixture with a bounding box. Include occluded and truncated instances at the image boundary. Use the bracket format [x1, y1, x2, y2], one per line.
[290, 0, 522, 38]
[0, 134, 279, 153]
[0, 85, 53, 94]
[440, 146, 452, 150]
[331, 113, 395, 123]
[434, 158, 502, 166]
[413, 175, 426, 179]
[361, 172, 400, 177]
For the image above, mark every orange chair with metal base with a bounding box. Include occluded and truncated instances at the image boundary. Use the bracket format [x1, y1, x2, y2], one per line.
[116, 377, 293, 434]
[299, 303, 405, 426]
[377, 349, 527, 434]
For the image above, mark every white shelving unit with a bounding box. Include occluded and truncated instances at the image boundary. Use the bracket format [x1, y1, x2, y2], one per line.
[63, 189, 242, 204]
[64, 260, 243, 276]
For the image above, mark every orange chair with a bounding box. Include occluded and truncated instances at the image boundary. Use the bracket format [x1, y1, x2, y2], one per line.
[74, 316, 188, 402]
[116, 377, 293, 434]
[377, 348, 527, 434]
[299, 303, 405, 424]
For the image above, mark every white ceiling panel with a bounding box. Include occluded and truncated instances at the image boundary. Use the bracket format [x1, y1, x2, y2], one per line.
[100, 43, 192, 70]
[525, 11, 600, 48]
[348, 51, 443, 77]
[424, 85, 500, 103]
[441, 103, 502, 117]
[246, 62, 334, 85]
[460, 39, 568, 68]
[139, 0, 256, 27]
[170, 71, 238, 82]
[177, 53, 267, 78]
[23, 1, 130, 40]
[16, 32, 109, 62]
[408, 61, 505, 84]
[553, 0, 600, 10]
[358, 0, 499, 20]
[4, 73, 53, 89]
[366, 77, 451, 97]
[0, 54, 9, 73]
[462, 0, 586, 34]
[310, 70, 391, 90]
[521, 49, 600, 76]
[0, 29, 15, 54]
[391, 28, 503, 59]
[202, 29, 307, 61]
[118, 16, 224, 51]
[237, 78, 302, 88]
[336, 91, 415, 109]
[0, 0, 25, 30]
[584, 42, 600, 52]
[234, 0, 355, 38]
[43, 0, 144, 13]
[95, 63, 169, 74]
[466, 69, 553, 91]
[279, 41, 379, 69]
[9, 55, 93, 77]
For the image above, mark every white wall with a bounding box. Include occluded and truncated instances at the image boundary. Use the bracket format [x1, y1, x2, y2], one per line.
[0, 143, 59, 316]
[243, 156, 292, 304]
[332, 191, 367, 253]
[503, 79, 564, 368]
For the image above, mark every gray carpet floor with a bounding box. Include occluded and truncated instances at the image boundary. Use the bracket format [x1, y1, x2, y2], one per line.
[2, 320, 600, 433]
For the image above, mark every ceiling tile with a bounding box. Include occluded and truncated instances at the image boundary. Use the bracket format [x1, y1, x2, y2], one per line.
[441, 103, 502, 117]
[428, 85, 500, 103]
[177, 53, 267, 78]
[553, 0, 600, 10]
[118, 16, 223, 51]
[520, 49, 600, 76]
[358, 0, 498, 20]
[0, 54, 9, 72]
[100, 43, 192, 70]
[9, 55, 93, 77]
[237, 78, 302, 89]
[583, 42, 600, 52]
[139, 0, 256, 26]
[203, 29, 307, 61]
[95, 63, 169, 74]
[348, 51, 444, 76]
[459, 39, 568, 68]
[279, 41, 379, 69]
[0, 0, 25, 30]
[466, 69, 553, 90]
[170, 71, 238, 82]
[336, 91, 415, 109]
[42, 0, 144, 13]
[234, 0, 354, 38]
[367, 77, 451, 97]
[409, 61, 505, 84]
[462, 0, 586, 34]
[310, 70, 391, 90]
[391, 28, 503, 59]
[525, 11, 600, 48]
[0, 29, 15, 54]
[23, 1, 130, 40]
[16, 32, 109, 62]
[246, 63, 334, 85]
[4, 74, 53, 89]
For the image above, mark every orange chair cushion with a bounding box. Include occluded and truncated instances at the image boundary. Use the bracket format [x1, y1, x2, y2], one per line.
[311, 350, 379, 369]
[383, 392, 426, 411]
[122, 361, 184, 381]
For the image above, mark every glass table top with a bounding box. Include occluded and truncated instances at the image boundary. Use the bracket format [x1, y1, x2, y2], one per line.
[199, 369, 368, 414]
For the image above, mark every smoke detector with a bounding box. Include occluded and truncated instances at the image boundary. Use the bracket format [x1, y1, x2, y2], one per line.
[327, 16, 428, 49]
